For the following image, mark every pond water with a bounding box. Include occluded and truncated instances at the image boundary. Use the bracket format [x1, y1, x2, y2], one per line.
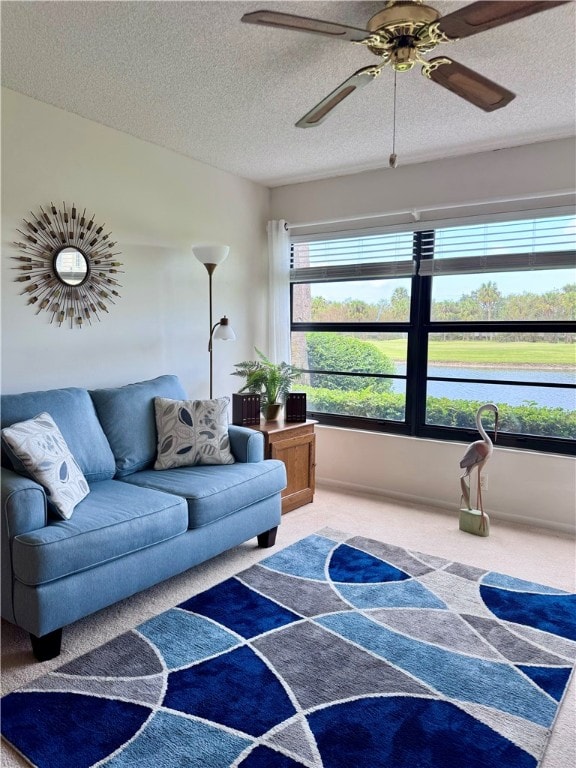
[392, 365, 576, 411]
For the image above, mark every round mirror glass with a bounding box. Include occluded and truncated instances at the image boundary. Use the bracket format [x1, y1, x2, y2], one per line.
[54, 247, 89, 286]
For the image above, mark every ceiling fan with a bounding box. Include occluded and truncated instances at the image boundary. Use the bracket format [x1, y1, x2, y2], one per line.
[241, 1, 569, 128]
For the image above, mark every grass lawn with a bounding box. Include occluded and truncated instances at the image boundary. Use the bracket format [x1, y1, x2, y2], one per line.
[373, 339, 575, 366]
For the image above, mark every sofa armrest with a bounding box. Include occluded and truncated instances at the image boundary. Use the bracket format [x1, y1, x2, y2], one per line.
[228, 425, 264, 463]
[1, 468, 48, 536]
[1, 468, 48, 623]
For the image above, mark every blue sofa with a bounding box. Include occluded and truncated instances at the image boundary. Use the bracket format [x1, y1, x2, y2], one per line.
[1, 375, 286, 661]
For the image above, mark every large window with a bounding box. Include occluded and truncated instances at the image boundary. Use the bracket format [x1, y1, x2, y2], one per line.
[290, 213, 576, 455]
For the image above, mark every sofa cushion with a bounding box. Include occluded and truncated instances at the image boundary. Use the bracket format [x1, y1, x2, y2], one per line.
[120, 460, 287, 529]
[1, 388, 116, 483]
[154, 397, 235, 470]
[90, 375, 187, 477]
[1, 413, 89, 520]
[11, 479, 188, 586]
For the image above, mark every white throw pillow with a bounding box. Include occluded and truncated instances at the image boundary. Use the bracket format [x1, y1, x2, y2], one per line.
[154, 397, 235, 470]
[1, 412, 89, 519]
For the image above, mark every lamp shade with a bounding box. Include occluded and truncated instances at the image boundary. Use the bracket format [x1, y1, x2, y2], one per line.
[192, 244, 230, 266]
[213, 316, 236, 341]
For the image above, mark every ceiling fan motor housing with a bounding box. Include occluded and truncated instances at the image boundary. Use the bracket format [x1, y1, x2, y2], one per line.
[367, 1, 443, 70]
[368, 1, 440, 30]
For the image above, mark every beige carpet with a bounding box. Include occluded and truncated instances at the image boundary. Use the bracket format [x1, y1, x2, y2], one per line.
[2, 486, 575, 767]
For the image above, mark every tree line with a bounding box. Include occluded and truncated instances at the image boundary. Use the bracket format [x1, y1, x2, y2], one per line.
[307, 282, 576, 341]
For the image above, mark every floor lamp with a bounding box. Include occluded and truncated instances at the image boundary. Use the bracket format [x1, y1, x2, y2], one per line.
[192, 245, 236, 398]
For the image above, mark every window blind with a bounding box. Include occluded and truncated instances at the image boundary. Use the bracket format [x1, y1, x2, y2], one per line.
[290, 231, 415, 283]
[418, 250, 576, 276]
[290, 214, 576, 281]
[419, 215, 576, 276]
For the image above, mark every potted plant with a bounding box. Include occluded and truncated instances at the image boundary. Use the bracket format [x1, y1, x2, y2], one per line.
[232, 348, 299, 421]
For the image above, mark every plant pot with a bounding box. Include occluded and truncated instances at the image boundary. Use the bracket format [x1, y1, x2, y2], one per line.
[264, 403, 282, 421]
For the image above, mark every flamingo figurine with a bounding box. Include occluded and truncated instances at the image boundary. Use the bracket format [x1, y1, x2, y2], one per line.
[459, 403, 499, 535]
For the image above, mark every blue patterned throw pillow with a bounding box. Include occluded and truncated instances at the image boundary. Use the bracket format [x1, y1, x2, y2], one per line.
[1, 412, 89, 519]
[154, 397, 235, 470]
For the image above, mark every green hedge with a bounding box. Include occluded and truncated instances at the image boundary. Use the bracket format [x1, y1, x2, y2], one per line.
[305, 332, 395, 394]
[300, 386, 576, 439]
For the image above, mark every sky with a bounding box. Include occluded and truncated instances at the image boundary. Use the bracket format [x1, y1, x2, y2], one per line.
[312, 269, 575, 304]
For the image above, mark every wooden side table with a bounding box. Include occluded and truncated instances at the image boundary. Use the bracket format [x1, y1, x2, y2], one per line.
[253, 418, 317, 514]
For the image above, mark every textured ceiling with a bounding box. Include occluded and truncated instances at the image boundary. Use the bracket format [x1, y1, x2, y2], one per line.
[2, 1, 575, 187]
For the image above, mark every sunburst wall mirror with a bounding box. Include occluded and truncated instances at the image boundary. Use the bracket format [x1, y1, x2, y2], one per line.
[12, 202, 123, 328]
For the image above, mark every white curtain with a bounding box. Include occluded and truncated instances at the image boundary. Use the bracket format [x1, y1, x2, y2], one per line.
[267, 220, 291, 363]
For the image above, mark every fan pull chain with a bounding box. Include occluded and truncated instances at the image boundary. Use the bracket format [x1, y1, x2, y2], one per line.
[389, 70, 398, 169]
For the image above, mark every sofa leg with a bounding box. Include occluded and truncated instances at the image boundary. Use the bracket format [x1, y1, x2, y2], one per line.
[257, 527, 278, 548]
[30, 629, 62, 661]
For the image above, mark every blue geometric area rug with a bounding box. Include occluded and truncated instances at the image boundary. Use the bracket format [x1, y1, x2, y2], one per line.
[2, 530, 576, 768]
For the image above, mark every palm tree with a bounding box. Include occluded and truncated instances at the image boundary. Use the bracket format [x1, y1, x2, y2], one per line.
[474, 281, 502, 322]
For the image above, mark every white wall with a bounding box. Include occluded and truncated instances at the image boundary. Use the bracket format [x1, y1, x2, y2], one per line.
[317, 427, 576, 534]
[1, 88, 271, 397]
[271, 140, 576, 533]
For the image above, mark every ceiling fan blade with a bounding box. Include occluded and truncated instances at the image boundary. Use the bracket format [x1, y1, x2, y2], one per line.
[424, 58, 515, 111]
[241, 10, 371, 43]
[437, 1, 570, 40]
[296, 66, 380, 128]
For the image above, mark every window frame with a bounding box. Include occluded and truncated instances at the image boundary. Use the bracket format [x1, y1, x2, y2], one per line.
[290, 218, 576, 456]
